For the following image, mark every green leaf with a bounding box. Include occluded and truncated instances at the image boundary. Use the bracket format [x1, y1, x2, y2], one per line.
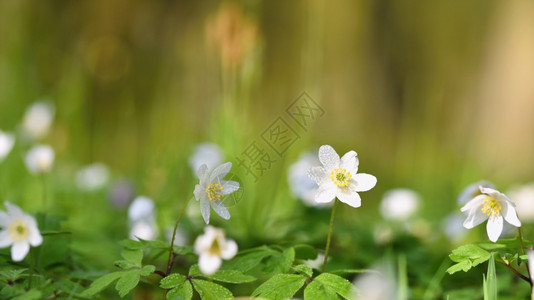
[207, 270, 256, 283]
[330, 269, 376, 276]
[115, 270, 141, 298]
[192, 279, 233, 300]
[189, 264, 255, 283]
[0, 269, 27, 281]
[12, 289, 41, 300]
[222, 246, 278, 272]
[447, 244, 491, 274]
[140, 265, 156, 276]
[483, 254, 497, 300]
[168, 280, 193, 300]
[121, 249, 143, 266]
[293, 244, 319, 260]
[314, 273, 355, 299]
[119, 239, 143, 250]
[262, 247, 295, 275]
[251, 274, 307, 300]
[160, 274, 187, 289]
[293, 264, 313, 277]
[82, 271, 126, 296]
[304, 280, 338, 300]
[114, 259, 136, 269]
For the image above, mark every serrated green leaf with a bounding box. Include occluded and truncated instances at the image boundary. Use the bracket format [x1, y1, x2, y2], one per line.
[208, 270, 256, 283]
[189, 264, 255, 283]
[315, 273, 354, 299]
[304, 280, 338, 300]
[121, 249, 143, 266]
[82, 271, 126, 296]
[0, 269, 27, 281]
[192, 279, 233, 300]
[447, 244, 491, 274]
[168, 280, 193, 300]
[160, 274, 187, 289]
[115, 270, 141, 298]
[251, 274, 307, 300]
[293, 264, 313, 277]
[222, 246, 278, 272]
[119, 239, 144, 250]
[262, 247, 295, 275]
[12, 289, 41, 300]
[114, 259, 136, 269]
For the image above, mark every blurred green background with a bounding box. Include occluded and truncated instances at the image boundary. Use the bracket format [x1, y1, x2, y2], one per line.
[1, 0, 534, 298]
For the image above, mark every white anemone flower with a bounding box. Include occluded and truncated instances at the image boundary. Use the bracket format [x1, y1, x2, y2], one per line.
[194, 162, 239, 224]
[461, 186, 521, 242]
[25, 144, 54, 174]
[380, 189, 420, 221]
[0, 131, 15, 162]
[307, 145, 377, 207]
[194, 226, 237, 275]
[189, 143, 223, 174]
[457, 180, 495, 205]
[75, 163, 110, 191]
[288, 152, 330, 207]
[22, 101, 55, 139]
[128, 196, 155, 223]
[507, 183, 534, 223]
[353, 263, 396, 300]
[129, 220, 158, 241]
[0, 202, 43, 261]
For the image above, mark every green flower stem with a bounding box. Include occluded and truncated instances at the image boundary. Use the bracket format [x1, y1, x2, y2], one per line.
[517, 227, 530, 279]
[321, 199, 338, 273]
[41, 174, 47, 211]
[165, 195, 193, 274]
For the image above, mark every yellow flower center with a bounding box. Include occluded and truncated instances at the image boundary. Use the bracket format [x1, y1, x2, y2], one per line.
[481, 196, 502, 217]
[330, 168, 351, 187]
[208, 236, 222, 256]
[8, 220, 29, 242]
[206, 182, 224, 202]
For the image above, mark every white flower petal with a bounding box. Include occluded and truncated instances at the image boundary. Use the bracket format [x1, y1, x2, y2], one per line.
[352, 173, 377, 192]
[128, 196, 155, 222]
[197, 164, 209, 184]
[0, 230, 12, 248]
[220, 180, 239, 195]
[11, 241, 30, 262]
[210, 162, 232, 182]
[28, 227, 43, 247]
[221, 239, 238, 260]
[486, 216, 503, 242]
[479, 186, 500, 197]
[0, 211, 10, 227]
[200, 197, 211, 224]
[457, 181, 494, 205]
[194, 184, 204, 201]
[315, 182, 337, 203]
[5, 202, 24, 218]
[528, 249, 534, 285]
[318, 145, 340, 170]
[502, 200, 522, 227]
[199, 253, 222, 275]
[336, 189, 362, 208]
[463, 209, 487, 229]
[211, 201, 230, 220]
[0, 131, 15, 162]
[340, 150, 359, 174]
[307, 166, 327, 185]
[460, 194, 486, 213]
